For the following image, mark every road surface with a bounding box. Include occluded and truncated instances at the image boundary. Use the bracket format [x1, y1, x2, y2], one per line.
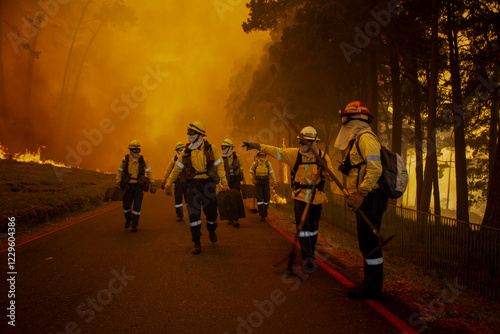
[1, 193, 413, 334]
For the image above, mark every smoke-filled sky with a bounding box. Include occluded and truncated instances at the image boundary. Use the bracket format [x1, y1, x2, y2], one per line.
[0, 0, 268, 174]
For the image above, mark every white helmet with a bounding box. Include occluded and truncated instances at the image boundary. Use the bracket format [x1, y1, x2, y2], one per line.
[297, 126, 319, 141]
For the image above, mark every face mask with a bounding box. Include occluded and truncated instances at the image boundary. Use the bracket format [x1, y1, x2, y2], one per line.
[188, 134, 198, 143]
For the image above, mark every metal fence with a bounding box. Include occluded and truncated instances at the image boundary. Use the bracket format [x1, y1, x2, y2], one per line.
[273, 185, 500, 301]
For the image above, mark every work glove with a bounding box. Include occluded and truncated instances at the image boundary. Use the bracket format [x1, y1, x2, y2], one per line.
[150, 184, 157, 194]
[221, 183, 229, 191]
[242, 142, 261, 151]
[241, 179, 246, 185]
[160, 181, 165, 190]
[347, 189, 367, 212]
[165, 185, 173, 196]
[251, 178, 256, 185]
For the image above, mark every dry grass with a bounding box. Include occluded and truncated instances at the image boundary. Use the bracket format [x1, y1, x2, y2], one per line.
[0, 161, 116, 234]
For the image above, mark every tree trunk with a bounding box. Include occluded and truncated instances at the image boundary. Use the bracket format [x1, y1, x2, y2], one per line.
[489, 65, 499, 183]
[419, 0, 440, 214]
[390, 52, 402, 155]
[410, 59, 424, 209]
[23, 15, 40, 117]
[367, 48, 378, 134]
[0, 5, 8, 119]
[483, 129, 500, 228]
[64, 20, 105, 141]
[59, 0, 91, 117]
[448, 4, 469, 223]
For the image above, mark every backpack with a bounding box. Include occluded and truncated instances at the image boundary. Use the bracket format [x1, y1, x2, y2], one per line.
[122, 155, 151, 191]
[353, 132, 408, 199]
[291, 149, 325, 192]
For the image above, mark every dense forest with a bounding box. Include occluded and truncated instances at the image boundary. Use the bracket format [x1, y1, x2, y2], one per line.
[226, 0, 499, 227]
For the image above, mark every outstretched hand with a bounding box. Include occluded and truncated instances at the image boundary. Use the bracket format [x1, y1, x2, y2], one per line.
[242, 142, 261, 151]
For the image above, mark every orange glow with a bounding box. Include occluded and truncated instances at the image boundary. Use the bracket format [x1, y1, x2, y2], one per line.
[271, 194, 287, 204]
[0, 144, 70, 168]
[0, 1, 269, 173]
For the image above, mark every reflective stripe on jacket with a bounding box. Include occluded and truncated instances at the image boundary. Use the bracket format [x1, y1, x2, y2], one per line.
[166, 141, 227, 186]
[347, 130, 382, 194]
[250, 160, 277, 183]
[260, 144, 333, 205]
[116, 155, 154, 185]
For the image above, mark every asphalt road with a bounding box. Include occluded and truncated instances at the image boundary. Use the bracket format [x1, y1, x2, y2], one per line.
[1, 193, 408, 334]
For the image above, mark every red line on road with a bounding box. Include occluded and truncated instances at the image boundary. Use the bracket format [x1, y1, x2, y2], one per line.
[266, 219, 419, 334]
[0, 204, 121, 253]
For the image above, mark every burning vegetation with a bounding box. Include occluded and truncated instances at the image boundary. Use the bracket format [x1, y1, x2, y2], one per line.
[0, 144, 69, 168]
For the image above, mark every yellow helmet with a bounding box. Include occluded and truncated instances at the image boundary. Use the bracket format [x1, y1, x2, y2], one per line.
[188, 121, 206, 136]
[297, 126, 319, 141]
[221, 138, 234, 147]
[175, 142, 185, 151]
[128, 140, 141, 149]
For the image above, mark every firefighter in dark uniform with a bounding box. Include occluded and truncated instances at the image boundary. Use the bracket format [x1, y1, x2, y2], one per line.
[116, 140, 156, 232]
[161, 142, 187, 221]
[221, 138, 245, 227]
[166, 121, 228, 254]
[243, 126, 334, 271]
[335, 101, 387, 300]
[249, 152, 277, 221]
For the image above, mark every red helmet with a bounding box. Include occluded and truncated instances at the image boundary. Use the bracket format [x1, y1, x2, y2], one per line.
[339, 101, 374, 124]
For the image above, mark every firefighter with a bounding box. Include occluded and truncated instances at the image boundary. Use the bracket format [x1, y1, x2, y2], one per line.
[116, 140, 156, 232]
[161, 142, 187, 221]
[221, 138, 245, 227]
[249, 152, 277, 221]
[243, 126, 333, 271]
[165, 121, 228, 254]
[335, 101, 388, 300]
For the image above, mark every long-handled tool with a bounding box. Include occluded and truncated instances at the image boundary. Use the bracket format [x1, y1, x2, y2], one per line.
[273, 130, 334, 269]
[284, 119, 395, 257]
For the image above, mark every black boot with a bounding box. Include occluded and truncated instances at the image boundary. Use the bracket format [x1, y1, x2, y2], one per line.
[192, 239, 202, 254]
[348, 262, 383, 300]
[124, 211, 132, 229]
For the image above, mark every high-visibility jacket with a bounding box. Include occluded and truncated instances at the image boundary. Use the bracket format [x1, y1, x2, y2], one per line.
[162, 155, 178, 183]
[223, 152, 244, 178]
[260, 144, 333, 205]
[166, 141, 227, 187]
[116, 154, 154, 185]
[346, 130, 383, 195]
[250, 160, 277, 183]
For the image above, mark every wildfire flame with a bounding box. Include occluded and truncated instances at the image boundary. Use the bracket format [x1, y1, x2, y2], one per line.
[271, 194, 287, 204]
[0, 144, 70, 168]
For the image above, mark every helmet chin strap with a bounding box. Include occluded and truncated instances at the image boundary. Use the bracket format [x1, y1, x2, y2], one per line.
[344, 115, 372, 124]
